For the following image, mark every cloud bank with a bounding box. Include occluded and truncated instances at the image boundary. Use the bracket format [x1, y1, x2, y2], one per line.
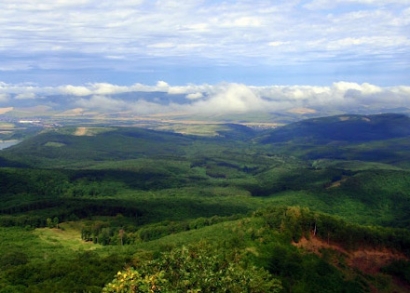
[0, 81, 409, 116]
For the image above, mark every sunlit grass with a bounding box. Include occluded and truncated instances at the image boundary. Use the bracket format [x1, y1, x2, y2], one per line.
[33, 223, 101, 251]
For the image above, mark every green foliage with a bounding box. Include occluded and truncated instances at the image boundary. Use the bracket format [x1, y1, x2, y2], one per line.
[1, 119, 410, 292]
[0, 168, 69, 198]
[381, 259, 410, 284]
[0, 251, 28, 268]
[267, 244, 365, 293]
[103, 269, 167, 293]
[2, 251, 131, 293]
[104, 244, 283, 293]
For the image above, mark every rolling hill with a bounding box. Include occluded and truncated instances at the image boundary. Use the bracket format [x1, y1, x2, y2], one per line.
[257, 113, 410, 144]
[1, 114, 410, 292]
[255, 113, 410, 167]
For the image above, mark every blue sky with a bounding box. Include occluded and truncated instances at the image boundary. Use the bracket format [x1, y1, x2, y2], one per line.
[1, 0, 409, 87]
[1, 1, 409, 117]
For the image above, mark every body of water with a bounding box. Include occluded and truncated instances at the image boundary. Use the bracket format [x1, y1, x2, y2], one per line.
[0, 140, 20, 150]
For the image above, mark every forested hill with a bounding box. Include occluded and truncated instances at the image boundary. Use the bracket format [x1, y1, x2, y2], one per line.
[253, 113, 410, 167]
[1, 114, 410, 292]
[0, 126, 191, 165]
[2, 113, 410, 168]
[0, 123, 258, 168]
[257, 113, 410, 144]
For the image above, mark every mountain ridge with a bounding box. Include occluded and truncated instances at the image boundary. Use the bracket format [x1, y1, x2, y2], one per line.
[257, 113, 410, 144]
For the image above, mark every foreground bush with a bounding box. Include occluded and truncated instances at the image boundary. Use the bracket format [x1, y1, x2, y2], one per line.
[103, 245, 282, 293]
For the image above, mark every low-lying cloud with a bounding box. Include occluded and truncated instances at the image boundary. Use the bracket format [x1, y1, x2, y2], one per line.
[0, 81, 409, 116]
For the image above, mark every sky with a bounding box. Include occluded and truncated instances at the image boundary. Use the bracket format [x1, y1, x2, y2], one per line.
[1, 0, 409, 87]
[0, 1, 409, 116]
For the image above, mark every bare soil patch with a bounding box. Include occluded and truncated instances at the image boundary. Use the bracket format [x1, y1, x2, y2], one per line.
[294, 237, 407, 274]
[326, 176, 349, 189]
[74, 127, 88, 136]
[294, 236, 408, 287]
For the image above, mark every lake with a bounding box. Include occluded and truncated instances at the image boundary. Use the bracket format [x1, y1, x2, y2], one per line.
[0, 140, 20, 150]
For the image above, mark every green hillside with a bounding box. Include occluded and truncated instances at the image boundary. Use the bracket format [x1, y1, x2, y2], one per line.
[258, 113, 410, 144]
[255, 114, 410, 167]
[1, 114, 410, 292]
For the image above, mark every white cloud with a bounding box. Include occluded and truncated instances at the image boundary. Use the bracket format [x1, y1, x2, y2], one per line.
[129, 99, 172, 115]
[391, 86, 410, 95]
[0, 93, 10, 102]
[268, 41, 290, 47]
[15, 92, 36, 100]
[91, 83, 131, 95]
[0, 81, 409, 115]
[186, 92, 203, 100]
[304, 0, 410, 10]
[1, 0, 408, 77]
[76, 95, 127, 111]
[329, 82, 382, 100]
[149, 43, 175, 49]
[186, 83, 276, 114]
[223, 16, 262, 28]
[156, 81, 170, 90]
[59, 82, 174, 96]
[60, 85, 93, 96]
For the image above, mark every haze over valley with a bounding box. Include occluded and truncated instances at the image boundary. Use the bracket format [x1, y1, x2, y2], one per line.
[1, 81, 410, 135]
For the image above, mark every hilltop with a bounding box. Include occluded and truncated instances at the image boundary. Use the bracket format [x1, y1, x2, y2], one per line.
[254, 113, 410, 167]
[257, 113, 410, 144]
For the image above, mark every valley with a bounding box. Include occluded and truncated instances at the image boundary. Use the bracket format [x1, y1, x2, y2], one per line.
[0, 113, 410, 292]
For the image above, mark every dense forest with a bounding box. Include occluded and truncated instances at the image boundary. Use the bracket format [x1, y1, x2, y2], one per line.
[1, 114, 410, 292]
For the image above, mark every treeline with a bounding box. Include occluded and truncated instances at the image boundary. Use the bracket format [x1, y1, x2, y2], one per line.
[0, 167, 190, 200]
[0, 198, 143, 229]
[81, 214, 243, 245]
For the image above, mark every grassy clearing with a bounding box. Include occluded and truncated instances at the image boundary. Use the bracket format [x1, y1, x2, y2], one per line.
[33, 223, 101, 251]
[156, 123, 228, 136]
[44, 141, 66, 147]
[133, 219, 242, 254]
